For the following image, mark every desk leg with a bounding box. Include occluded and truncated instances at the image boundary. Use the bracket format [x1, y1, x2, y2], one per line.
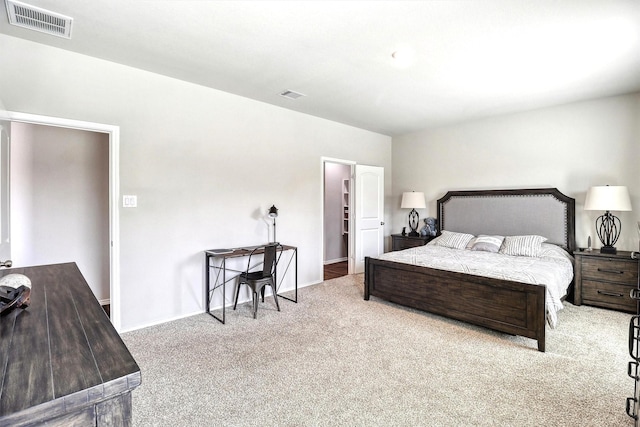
[278, 248, 298, 303]
[206, 255, 226, 324]
[205, 253, 211, 314]
[222, 258, 225, 323]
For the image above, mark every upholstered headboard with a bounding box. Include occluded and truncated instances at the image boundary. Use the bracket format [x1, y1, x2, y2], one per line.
[437, 188, 576, 253]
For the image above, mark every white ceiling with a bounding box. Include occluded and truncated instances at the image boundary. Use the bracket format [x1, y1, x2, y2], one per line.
[1, 0, 640, 136]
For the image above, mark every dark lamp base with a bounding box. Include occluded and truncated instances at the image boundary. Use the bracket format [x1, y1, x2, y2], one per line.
[408, 231, 419, 237]
[600, 246, 617, 254]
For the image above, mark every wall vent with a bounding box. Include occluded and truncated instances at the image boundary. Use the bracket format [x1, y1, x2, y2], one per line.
[279, 90, 306, 100]
[5, 0, 73, 39]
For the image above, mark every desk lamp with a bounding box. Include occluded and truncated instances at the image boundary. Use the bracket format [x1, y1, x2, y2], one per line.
[401, 191, 426, 237]
[268, 205, 278, 243]
[584, 185, 632, 254]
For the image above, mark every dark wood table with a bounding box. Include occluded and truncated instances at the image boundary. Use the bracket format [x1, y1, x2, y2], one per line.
[0, 263, 141, 427]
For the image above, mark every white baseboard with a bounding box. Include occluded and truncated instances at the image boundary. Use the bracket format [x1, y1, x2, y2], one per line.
[119, 281, 320, 334]
[99, 298, 110, 306]
[120, 309, 203, 334]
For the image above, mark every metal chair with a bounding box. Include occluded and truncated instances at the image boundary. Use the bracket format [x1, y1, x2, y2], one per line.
[233, 243, 281, 319]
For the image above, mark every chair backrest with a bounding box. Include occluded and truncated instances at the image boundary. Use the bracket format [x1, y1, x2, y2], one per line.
[261, 243, 280, 276]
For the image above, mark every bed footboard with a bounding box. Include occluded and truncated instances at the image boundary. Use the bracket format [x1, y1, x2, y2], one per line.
[364, 257, 546, 352]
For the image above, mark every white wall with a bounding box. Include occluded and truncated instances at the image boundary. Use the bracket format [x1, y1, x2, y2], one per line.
[0, 34, 392, 331]
[392, 93, 640, 252]
[10, 123, 110, 300]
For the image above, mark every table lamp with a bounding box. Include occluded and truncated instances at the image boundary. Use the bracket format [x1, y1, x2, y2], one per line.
[268, 205, 278, 243]
[584, 185, 632, 254]
[401, 191, 426, 237]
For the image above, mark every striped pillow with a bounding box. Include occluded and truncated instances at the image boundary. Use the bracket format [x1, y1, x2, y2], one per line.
[500, 235, 548, 257]
[469, 235, 505, 253]
[432, 230, 475, 250]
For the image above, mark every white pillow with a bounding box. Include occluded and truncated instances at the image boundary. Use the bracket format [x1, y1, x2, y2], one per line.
[468, 235, 505, 253]
[500, 235, 548, 257]
[432, 230, 475, 250]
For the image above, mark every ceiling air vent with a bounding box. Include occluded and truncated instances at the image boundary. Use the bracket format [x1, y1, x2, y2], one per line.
[279, 90, 306, 100]
[5, 0, 73, 39]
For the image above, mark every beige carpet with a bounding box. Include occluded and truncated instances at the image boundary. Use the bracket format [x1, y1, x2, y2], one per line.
[123, 274, 634, 426]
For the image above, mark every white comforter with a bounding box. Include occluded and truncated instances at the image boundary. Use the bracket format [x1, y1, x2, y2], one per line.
[377, 243, 574, 328]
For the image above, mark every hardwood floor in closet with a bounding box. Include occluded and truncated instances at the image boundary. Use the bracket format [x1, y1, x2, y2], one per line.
[324, 261, 348, 280]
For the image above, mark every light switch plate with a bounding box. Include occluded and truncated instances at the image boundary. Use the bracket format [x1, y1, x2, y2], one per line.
[123, 195, 137, 208]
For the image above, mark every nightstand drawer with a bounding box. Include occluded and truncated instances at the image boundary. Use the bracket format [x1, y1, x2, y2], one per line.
[582, 280, 637, 312]
[391, 234, 433, 251]
[393, 238, 425, 251]
[582, 258, 638, 285]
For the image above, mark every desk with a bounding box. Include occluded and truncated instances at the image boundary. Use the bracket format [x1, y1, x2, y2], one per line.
[204, 244, 297, 323]
[0, 263, 141, 427]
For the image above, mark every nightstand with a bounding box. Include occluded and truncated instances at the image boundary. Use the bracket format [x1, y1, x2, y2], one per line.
[574, 250, 639, 313]
[391, 234, 433, 251]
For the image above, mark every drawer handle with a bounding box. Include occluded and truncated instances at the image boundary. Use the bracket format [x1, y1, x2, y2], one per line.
[627, 397, 638, 420]
[597, 267, 624, 274]
[630, 316, 640, 359]
[597, 290, 624, 298]
[629, 361, 640, 380]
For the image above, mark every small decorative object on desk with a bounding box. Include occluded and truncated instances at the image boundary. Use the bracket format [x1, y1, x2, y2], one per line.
[420, 217, 437, 237]
[401, 227, 406, 236]
[0, 273, 31, 315]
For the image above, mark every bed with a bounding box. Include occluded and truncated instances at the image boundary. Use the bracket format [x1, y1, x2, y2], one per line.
[364, 188, 576, 352]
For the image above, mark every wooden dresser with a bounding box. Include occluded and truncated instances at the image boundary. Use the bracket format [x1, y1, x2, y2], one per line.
[0, 263, 141, 427]
[574, 250, 639, 313]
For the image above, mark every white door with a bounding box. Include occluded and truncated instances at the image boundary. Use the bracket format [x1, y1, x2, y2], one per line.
[0, 120, 10, 262]
[354, 165, 384, 273]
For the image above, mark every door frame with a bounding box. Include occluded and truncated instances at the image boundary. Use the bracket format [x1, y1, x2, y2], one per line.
[2, 111, 122, 331]
[321, 157, 355, 275]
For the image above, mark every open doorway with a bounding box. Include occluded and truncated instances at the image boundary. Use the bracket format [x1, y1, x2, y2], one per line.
[322, 159, 385, 279]
[2, 111, 122, 331]
[11, 122, 110, 309]
[323, 160, 352, 280]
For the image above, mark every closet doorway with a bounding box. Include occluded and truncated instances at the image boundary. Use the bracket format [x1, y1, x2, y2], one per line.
[11, 122, 110, 307]
[323, 160, 353, 280]
[2, 111, 122, 331]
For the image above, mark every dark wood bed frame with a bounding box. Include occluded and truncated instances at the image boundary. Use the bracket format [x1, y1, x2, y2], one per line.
[364, 188, 576, 352]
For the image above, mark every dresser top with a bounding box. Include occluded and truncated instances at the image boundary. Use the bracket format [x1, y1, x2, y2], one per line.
[574, 250, 638, 261]
[0, 263, 140, 425]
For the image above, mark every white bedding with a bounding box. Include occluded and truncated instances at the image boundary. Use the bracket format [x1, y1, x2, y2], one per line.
[377, 242, 574, 328]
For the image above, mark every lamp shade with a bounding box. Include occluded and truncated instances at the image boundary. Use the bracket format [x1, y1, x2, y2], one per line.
[268, 205, 278, 218]
[401, 192, 426, 209]
[584, 186, 632, 211]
